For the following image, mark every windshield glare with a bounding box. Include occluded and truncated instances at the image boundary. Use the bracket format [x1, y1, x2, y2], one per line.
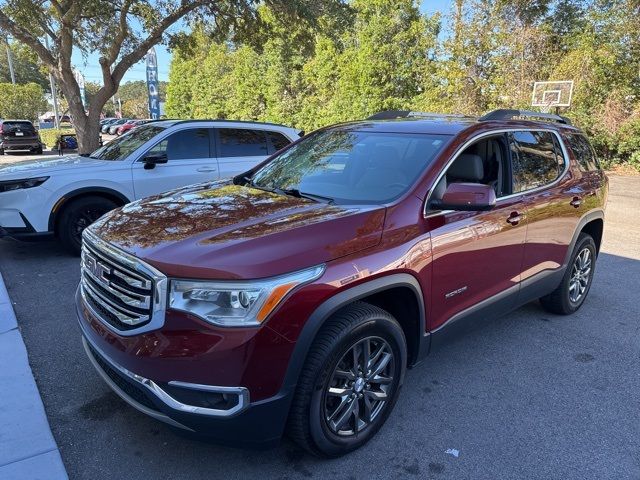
[251, 129, 449, 204]
[90, 125, 165, 161]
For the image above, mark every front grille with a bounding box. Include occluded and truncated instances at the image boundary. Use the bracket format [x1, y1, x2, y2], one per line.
[87, 342, 159, 412]
[81, 235, 154, 330]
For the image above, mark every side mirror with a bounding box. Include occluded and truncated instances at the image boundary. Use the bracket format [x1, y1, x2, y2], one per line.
[430, 182, 496, 211]
[143, 153, 168, 170]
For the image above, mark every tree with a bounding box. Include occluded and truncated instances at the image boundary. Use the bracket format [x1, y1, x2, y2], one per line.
[0, 0, 345, 154]
[0, 41, 49, 90]
[0, 82, 48, 121]
[118, 79, 167, 118]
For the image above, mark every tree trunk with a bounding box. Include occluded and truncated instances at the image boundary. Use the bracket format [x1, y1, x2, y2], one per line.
[59, 76, 109, 154]
[74, 115, 102, 154]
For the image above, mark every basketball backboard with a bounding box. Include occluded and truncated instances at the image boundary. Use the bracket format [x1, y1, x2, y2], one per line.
[532, 81, 574, 109]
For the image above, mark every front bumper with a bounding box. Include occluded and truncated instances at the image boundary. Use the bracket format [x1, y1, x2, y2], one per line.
[76, 286, 295, 447]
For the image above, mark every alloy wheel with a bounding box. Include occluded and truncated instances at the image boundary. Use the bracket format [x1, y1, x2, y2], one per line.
[72, 208, 105, 244]
[569, 247, 592, 303]
[323, 336, 395, 436]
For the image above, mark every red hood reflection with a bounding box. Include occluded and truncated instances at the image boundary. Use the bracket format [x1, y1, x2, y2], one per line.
[90, 181, 386, 279]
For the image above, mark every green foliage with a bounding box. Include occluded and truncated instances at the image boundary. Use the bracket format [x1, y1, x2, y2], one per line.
[0, 42, 49, 91]
[165, 0, 640, 171]
[117, 80, 168, 118]
[166, 0, 439, 131]
[0, 82, 48, 121]
[39, 128, 75, 148]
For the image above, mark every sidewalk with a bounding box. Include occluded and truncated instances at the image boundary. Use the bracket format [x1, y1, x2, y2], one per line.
[0, 273, 67, 480]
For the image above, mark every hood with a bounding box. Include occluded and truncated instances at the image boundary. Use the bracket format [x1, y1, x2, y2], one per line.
[0, 155, 117, 179]
[89, 182, 386, 279]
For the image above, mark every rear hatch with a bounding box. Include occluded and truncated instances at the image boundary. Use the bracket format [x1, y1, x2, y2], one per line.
[1, 121, 39, 142]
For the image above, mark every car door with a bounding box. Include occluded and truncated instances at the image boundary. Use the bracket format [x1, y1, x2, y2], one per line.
[214, 128, 271, 178]
[510, 130, 576, 285]
[427, 134, 528, 331]
[131, 127, 220, 199]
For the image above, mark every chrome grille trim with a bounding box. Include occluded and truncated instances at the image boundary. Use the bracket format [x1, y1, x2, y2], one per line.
[80, 229, 168, 336]
[81, 277, 148, 325]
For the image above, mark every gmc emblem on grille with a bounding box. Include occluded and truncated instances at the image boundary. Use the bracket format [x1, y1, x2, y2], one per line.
[84, 252, 111, 286]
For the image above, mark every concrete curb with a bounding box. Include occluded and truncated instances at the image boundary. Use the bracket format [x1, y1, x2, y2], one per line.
[0, 272, 68, 480]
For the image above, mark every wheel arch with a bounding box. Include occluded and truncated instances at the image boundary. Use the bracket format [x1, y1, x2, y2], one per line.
[281, 273, 428, 394]
[563, 209, 605, 266]
[48, 187, 130, 233]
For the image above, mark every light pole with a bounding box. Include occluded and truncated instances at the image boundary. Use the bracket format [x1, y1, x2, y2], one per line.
[3, 35, 16, 84]
[43, 35, 60, 129]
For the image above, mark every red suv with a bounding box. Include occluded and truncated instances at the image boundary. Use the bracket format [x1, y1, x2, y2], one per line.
[76, 109, 607, 456]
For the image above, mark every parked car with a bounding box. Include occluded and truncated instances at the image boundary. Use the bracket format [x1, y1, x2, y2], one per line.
[117, 119, 151, 136]
[101, 119, 120, 133]
[0, 120, 301, 253]
[74, 109, 608, 456]
[108, 118, 130, 135]
[0, 120, 44, 155]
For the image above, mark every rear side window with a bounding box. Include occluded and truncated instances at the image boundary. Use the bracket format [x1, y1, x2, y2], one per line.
[267, 131, 291, 152]
[218, 129, 268, 157]
[566, 134, 599, 171]
[509, 131, 565, 192]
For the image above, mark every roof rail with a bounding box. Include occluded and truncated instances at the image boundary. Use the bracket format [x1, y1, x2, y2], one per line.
[367, 110, 473, 121]
[167, 118, 297, 129]
[479, 109, 572, 125]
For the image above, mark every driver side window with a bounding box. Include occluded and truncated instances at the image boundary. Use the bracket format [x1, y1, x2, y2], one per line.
[147, 128, 211, 161]
[430, 135, 510, 208]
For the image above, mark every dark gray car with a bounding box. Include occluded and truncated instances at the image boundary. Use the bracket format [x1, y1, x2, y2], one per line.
[0, 120, 43, 155]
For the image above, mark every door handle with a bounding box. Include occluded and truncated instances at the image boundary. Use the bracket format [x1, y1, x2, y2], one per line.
[196, 167, 217, 173]
[506, 211, 522, 226]
[570, 196, 582, 208]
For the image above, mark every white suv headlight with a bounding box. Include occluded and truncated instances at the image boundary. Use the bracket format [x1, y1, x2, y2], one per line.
[169, 265, 325, 327]
[0, 176, 49, 193]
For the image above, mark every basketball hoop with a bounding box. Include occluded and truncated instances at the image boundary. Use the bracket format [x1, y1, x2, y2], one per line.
[532, 80, 573, 113]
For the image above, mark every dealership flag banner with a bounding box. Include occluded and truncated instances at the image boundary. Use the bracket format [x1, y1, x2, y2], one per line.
[146, 48, 160, 119]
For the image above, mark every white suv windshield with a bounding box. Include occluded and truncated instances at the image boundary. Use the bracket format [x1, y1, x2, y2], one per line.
[251, 129, 449, 204]
[90, 125, 166, 161]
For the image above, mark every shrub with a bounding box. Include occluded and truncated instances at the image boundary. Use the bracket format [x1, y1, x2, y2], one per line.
[39, 128, 75, 148]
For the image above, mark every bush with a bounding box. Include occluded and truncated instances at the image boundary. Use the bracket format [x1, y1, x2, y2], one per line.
[39, 128, 75, 149]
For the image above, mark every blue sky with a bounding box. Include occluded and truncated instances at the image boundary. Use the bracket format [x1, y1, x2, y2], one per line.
[71, 0, 452, 85]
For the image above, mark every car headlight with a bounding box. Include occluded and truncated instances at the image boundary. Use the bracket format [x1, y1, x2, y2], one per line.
[0, 176, 49, 193]
[169, 265, 325, 327]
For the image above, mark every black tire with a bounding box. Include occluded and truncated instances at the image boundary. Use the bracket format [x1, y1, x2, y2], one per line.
[35, 145, 43, 154]
[57, 196, 118, 255]
[0, 148, 4, 155]
[287, 301, 407, 457]
[540, 233, 597, 315]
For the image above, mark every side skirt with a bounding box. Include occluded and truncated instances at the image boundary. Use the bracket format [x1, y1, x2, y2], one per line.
[427, 266, 566, 354]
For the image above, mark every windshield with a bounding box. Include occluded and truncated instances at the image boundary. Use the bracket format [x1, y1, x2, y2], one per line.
[250, 128, 449, 204]
[90, 125, 165, 161]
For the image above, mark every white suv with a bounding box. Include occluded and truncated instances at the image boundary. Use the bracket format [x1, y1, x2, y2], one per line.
[0, 120, 301, 253]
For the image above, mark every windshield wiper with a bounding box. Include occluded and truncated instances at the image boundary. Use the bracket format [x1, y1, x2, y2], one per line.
[275, 188, 334, 204]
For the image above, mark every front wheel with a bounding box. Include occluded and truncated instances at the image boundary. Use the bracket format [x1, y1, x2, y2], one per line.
[57, 196, 118, 255]
[287, 302, 407, 457]
[540, 233, 597, 314]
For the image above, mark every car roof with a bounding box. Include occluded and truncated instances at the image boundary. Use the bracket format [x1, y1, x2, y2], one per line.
[329, 110, 582, 136]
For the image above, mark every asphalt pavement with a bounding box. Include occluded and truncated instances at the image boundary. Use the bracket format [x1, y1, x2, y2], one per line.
[0, 175, 638, 479]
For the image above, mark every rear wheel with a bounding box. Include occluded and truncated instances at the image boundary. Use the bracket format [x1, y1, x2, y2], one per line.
[287, 302, 407, 457]
[540, 233, 597, 314]
[0, 148, 4, 155]
[57, 196, 118, 255]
